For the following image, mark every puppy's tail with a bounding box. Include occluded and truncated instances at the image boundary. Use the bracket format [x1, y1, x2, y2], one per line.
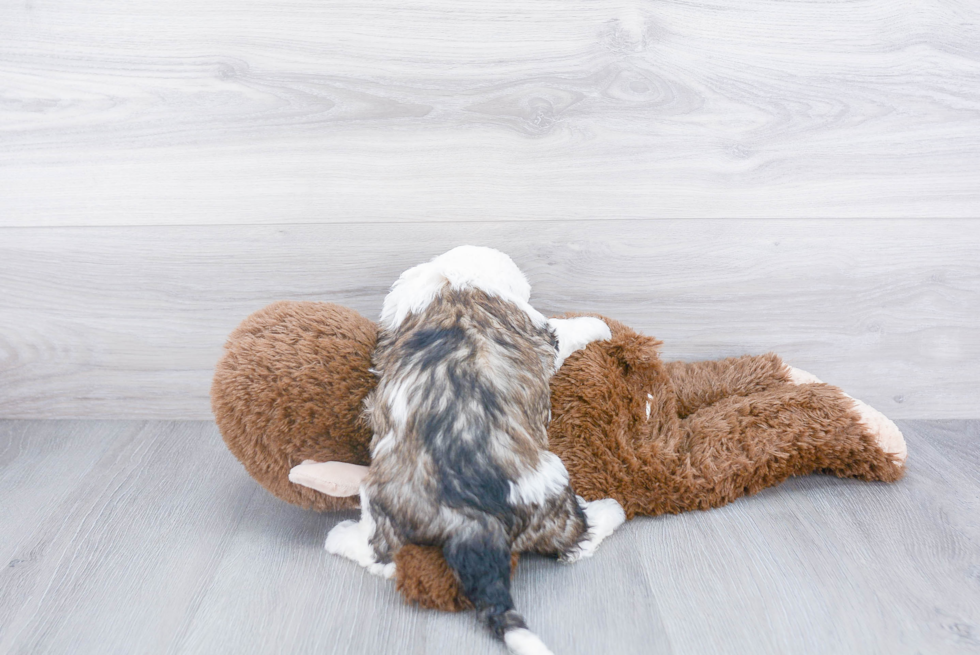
[443, 524, 554, 655]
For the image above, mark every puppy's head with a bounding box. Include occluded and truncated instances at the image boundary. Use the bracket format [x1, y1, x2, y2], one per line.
[380, 246, 542, 330]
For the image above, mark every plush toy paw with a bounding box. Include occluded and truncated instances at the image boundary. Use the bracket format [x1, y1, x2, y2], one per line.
[289, 460, 368, 497]
[848, 396, 908, 464]
[785, 364, 907, 464]
[786, 365, 823, 385]
[564, 497, 626, 562]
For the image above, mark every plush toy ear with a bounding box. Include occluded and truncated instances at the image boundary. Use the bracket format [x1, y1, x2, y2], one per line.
[288, 461, 368, 497]
[605, 330, 663, 375]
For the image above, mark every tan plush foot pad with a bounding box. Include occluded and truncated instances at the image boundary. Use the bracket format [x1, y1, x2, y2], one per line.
[848, 396, 908, 464]
[786, 364, 907, 464]
[787, 365, 824, 385]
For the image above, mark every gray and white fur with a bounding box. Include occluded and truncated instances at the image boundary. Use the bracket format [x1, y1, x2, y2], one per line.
[325, 246, 625, 655]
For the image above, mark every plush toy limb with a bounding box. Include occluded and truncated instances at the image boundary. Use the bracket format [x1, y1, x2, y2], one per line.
[846, 395, 907, 463]
[565, 497, 627, 561]
[663, 353, 793, 418]
[395, 545, 521, 612]
[627, 382, 907, 516]
[288, 460, 369, 497]
[783, 366, 907, 462]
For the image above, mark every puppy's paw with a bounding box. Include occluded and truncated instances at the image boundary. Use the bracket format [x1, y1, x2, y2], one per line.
[565, 497, 626, 562]
[325, 519, 377, 568]
[849, 396, 907, 464]
[324, 519, 361, 557]
[570, 316, 613, 345]
[367, 562, 397, 579]
[549, 317, 612, 369]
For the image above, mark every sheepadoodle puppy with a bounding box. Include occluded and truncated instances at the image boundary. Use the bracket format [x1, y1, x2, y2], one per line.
[325, 246, 626, 655]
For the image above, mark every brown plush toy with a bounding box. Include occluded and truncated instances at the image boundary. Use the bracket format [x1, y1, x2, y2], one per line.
[212, 301, 907, 612]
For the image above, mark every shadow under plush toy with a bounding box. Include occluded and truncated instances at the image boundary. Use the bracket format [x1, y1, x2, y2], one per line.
[212, 300, 906, 612]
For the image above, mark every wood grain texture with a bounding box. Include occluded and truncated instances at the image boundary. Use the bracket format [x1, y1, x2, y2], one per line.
[1, 0, 979, 226]
[0, 419, 977, 654]
[0, 421, 260, 655]
[632, 422, 980, 654]
[1, 219, 977, 420]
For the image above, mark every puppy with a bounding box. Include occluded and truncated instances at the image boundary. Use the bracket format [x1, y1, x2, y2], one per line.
[325, 246, 625, 655]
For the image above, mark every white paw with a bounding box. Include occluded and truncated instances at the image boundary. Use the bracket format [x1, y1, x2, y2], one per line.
[786, 365, 823, 385]
[849, 396, 907, 464]
[366, 561, 397, 579]
[569, 316, 613, 346]
[566, 497, 626, 562]
[324, 518, 378, 568]
[549, 316, 612, 369]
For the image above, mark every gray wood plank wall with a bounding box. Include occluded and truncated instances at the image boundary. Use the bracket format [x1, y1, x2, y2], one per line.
[1, 220, 977, 420]
[1, 0, 978, 225]
[2, 0, 978, 420]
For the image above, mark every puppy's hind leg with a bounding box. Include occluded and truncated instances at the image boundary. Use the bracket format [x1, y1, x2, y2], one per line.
[565, 496, 626, 562]
[324, 485, 396, 579]
[519, 489, 626, 564]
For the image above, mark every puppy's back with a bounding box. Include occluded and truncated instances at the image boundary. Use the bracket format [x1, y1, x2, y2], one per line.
[368, 286, 557, 519]
[367, 282, 564, 655]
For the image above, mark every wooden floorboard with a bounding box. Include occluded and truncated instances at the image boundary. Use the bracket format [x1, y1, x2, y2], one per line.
[0, 420, 977, 654]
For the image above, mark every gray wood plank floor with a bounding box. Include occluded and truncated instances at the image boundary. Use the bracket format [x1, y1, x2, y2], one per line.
[1, 420, 977, 655]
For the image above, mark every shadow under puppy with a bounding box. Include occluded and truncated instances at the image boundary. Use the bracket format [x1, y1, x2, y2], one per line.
[324, 246, 625, 655]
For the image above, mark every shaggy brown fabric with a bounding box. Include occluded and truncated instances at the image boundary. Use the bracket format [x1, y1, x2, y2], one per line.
[549, 315, 904, 521]
[212, 302, 905, 612]
[211, 301, 377, 512]
[394, 546, 521, 611]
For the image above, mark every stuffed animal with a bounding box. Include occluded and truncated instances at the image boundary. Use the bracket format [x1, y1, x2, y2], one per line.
[211, 300, 906, 612]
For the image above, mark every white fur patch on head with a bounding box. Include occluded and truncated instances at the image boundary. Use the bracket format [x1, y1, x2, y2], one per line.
[379, 246, 547, 329]
[507, 451, 570, 506]
[503, 628, 555, 655]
